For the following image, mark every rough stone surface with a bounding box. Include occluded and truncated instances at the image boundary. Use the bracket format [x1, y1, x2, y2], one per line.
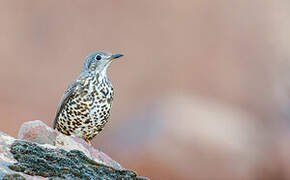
[9, 140, 141, 179]
[0, 131, 17, 178]
[0, 120, 148, 180]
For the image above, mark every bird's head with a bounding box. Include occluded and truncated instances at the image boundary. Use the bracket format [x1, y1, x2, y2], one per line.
[82, 51, 123, 75]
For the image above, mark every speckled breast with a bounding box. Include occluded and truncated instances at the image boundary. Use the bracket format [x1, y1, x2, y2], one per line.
[56, 74, 114, 140]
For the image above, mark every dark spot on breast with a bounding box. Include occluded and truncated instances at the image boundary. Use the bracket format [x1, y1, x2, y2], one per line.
[100, 89, 108, 96]
[107, 97, 113, 104]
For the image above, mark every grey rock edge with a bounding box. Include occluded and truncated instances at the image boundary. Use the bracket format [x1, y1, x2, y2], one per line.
[0, 120, 148, 180]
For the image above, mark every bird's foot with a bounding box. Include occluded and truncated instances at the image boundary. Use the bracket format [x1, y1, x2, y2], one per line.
[85, 139, 91, 145]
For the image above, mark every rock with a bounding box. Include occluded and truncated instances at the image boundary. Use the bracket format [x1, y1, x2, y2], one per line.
[0, 120, 148, 180]
[0, 131, 18, 178]
[8, 140, 138, 179]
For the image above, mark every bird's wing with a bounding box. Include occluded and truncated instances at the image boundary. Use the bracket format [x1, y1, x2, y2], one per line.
[53, 79, 80, 129]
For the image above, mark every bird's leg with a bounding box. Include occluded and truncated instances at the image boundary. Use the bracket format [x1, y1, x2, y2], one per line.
[85, 138, 91, 145]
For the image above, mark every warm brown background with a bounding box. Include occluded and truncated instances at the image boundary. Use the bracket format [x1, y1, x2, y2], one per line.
[1, 1, 290, 179]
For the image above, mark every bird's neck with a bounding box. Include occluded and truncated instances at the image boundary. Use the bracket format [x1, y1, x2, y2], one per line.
[97, 71, 109, 83]
[99, 68, 108, 78]
[80, 68, 110, 85]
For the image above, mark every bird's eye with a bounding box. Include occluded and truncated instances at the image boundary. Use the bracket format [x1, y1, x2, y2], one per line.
[95, 55, 102, 60]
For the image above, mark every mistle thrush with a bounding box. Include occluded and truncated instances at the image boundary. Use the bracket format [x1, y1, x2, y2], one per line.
[53, 51, 123, 143]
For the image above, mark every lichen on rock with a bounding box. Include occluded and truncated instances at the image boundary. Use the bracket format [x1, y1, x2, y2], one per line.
[8, 140, 145, 180]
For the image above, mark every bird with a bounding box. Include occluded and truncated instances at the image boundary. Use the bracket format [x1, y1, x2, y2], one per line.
[53, 51, 123, 144]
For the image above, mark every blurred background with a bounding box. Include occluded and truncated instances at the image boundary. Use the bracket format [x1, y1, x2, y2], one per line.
[0, 0, 290, 179]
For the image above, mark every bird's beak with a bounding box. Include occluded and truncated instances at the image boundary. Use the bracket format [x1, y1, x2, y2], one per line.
[110, 54, 124, 60]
